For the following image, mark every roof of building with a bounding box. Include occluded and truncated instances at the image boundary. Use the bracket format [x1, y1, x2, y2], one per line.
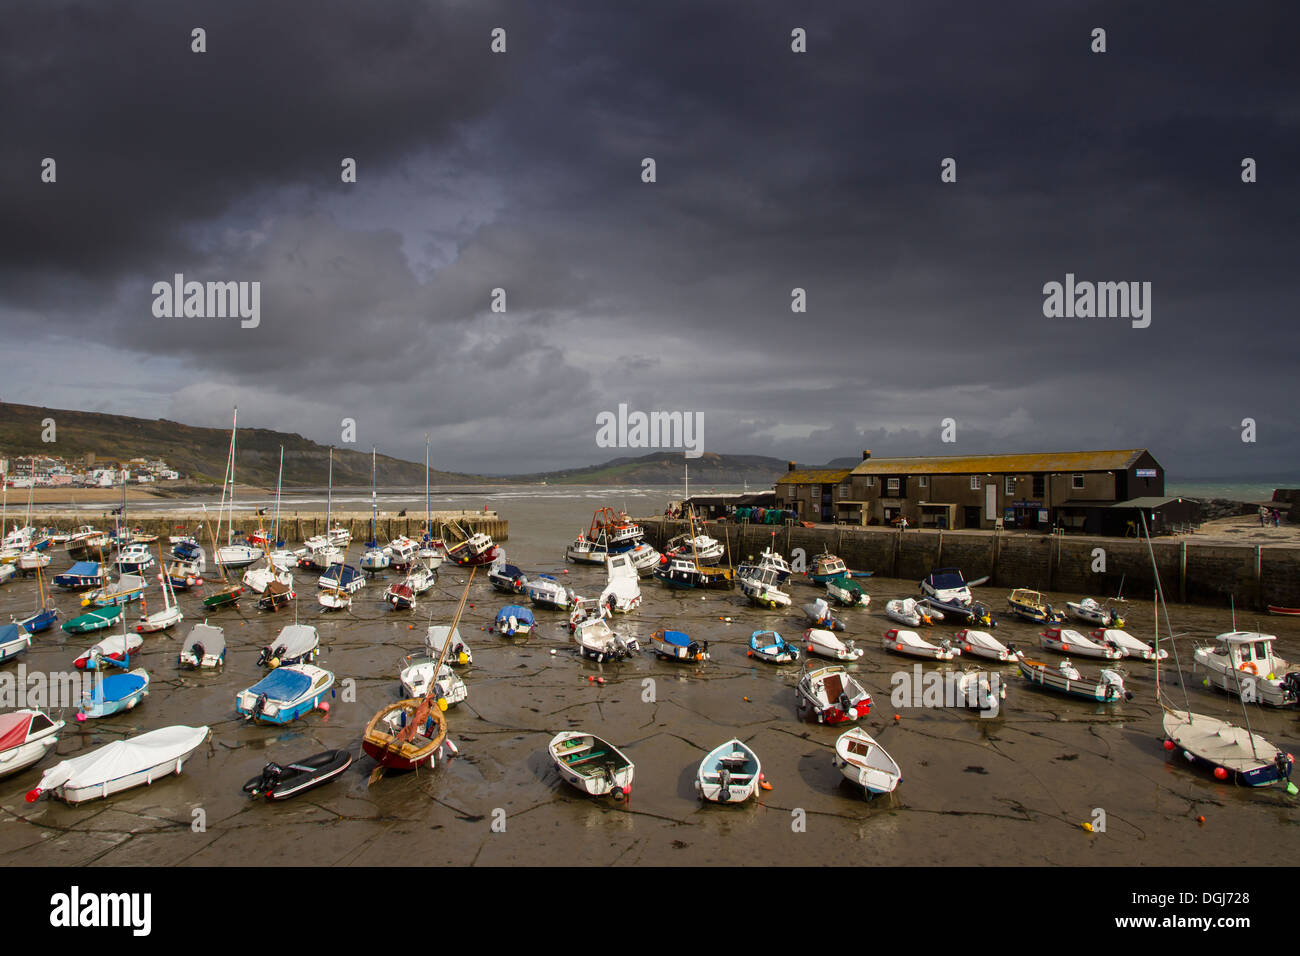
[1105, 496, 1198, 509]
[849, 449, 1149, 477]
[776, 468, 852, 485]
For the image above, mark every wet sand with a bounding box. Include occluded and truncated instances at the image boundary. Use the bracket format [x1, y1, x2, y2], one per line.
[0, 492, 1295, 867]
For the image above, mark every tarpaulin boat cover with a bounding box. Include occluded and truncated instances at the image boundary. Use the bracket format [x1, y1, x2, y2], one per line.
[186, 623, 226, 654]
[496, 605, 534, 624]
[0, 624, 24, 647]
[247, 668, 312, 701]
[35, 725, 209, 793]
[85, 633, 142, 657]
[661, 630, 691, 647]
[426, 625, 465, 652]
[109, 574, 145, 592]
[61, 562, 101, 578]
[91, 671, 148, 703]
[268, 624, 318, 657]
[0, 712, 34, 751]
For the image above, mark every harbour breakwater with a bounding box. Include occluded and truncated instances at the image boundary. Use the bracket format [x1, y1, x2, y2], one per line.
[638, 517, 1300, 611]
[33, 510, 508, 545]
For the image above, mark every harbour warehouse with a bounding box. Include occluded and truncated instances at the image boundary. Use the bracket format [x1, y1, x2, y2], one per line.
[775, 449, 1198, 536]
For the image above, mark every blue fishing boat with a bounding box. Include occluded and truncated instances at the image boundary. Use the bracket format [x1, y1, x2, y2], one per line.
[14, 606, 58, 634]
[495, 604, 535, 636]
[0, 624, 32, 664]
[54, 561, 104, 591]
[748, 629, 798, 664]
[235, 664, 334, 724]
[79, 669, 150, 719]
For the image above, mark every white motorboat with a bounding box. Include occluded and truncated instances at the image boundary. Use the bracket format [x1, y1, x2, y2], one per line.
[882, 627, 958, 660]
[1192, 632, 1299, 707]
[399, 654, 468, 706]
[805, 627, 863, 661]
[178, 622, 226, 668]
[1093, 627, 1167, 661]
[795, 664, 872, 724]
[388, 536, 420, 567]
[215, 542, 262, 570]
[920, 567, 972, 605]
[256, 624, 321, 668]
[573, 615, 636, 662]
[737, 566, 792, 609]
[26, 725, 210, 804]
[527, 574, 575, 610]
[833, 727, 901, 797]
[748, 629, 799, 664]
[242, 563, 292, 594]
[598, 553, 643, 613]
[1039, 627, 1122, 660]
[953, 628, 1022, 663]
[426, 625, 473, 666]
[1066, 597, 1125, 628]
[885, 597, 939, 627]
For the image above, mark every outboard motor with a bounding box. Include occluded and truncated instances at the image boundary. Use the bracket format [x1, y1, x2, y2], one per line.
[190, 642, 205, 665]
[1281, 672, 1300, 704]
[718, 767, 732, 802]
[838, 691, 853, 715]
[245, 692, 268, 721]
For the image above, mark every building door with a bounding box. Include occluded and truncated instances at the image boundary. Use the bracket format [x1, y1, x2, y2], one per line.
[985, 483, 997, 521]
[963, 506, 980, 528]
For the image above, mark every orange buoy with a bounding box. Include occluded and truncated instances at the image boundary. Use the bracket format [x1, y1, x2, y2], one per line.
[894, 714, 901, 722]
[1196, 815, 1206, 824]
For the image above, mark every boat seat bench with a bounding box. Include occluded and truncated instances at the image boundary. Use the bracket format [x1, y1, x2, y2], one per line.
[565, 750, 608, 765]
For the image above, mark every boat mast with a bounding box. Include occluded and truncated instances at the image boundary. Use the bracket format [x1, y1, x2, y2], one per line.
[370, 447, 378, 547]
[326, 447, 333, 533]
[273, 446, 283, 547]
[228, 407, 238, 548]
[425, 434, 431, 542]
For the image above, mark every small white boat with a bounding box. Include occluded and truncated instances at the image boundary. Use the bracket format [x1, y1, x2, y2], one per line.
[738, 567, 792, 609]
[833, 728, 901, 797]
[1039, 627, 1122, 660]
[114, 543, 155, 573]
[0, 563, 15, 585]
[885, 597, 939, 627]
[0, 709, 64, 779]
[953, 628, 1022, 663]
[1019, 658, 1131, 703]
[696, 739, 762, 804]
[574, 615, 636, 662]
[748, 629, 799, 664]
[1093, 627, 1167, 661]
[426, 625, 472, 666]
[802, 598, 845, 630]
[1066, 597, 1125, 628]
[74, 632, 144, 670]
[360, 546, 391, 571]
[495, 604, 535, 636]
[666, 532, 724, 565]
[26, 725, 210, 804]
[242, 563, 292, 594]
[598, 553, 643, 613]
[651, 628, 708, 662]
[16, 550, 52, 572]
[625, 542, 662, 573]
[236, 664, 334, 724]
[78, 668, 150, 719]
[215, 542, 262, 570]
[136, 603, 182, 633]
[388, 536, 420, 567]
[548, 731, 634, 799]
[399, 655, 468, 706]
[882, 628, 958, 661]
[317, 588, 351, 611]
[805, 627, 863, 662]
[527, 575, 574, 610]
[0, 623, 32, 663]
[256, 624, 321, 668]
[178, 622, 226, 668]
[825, 575, 870, 607]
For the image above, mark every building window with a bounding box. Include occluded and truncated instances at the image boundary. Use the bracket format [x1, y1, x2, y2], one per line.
[839, 481, 850, 498]
[809, 485, 820, 499]
[887, 477, 900, 493]
[918, 476, 928, 488]
[866, 476, 875, 487]
[1005, 476, 1016, 496]
[1071, 474, 1085, 490]
[970, 475, 981, 490]
[1033, 474, 1045, 497]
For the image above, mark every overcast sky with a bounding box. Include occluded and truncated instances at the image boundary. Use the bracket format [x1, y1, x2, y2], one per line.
[2, 1, 1297, 478]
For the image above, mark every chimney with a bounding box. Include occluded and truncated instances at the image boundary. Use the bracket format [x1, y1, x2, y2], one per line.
[862, 450, 871, 461]
[787, 461, 797, 472]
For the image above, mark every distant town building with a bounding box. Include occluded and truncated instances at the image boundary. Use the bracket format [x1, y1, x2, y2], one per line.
[774, 465, 853, 522]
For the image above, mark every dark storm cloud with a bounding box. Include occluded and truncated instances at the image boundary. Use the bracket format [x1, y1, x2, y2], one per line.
[1, 1, 1298, 476]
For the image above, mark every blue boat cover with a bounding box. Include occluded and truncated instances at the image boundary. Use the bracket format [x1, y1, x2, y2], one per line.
[0, 624, 22, 646]
[325, 565, 362, 586]
[496, 605, 535, 624]
[94, 673, 148, 701]
[493, 564, 523, 578]
[63, 561, 101, 577]
[925, 569, 966, 589]
[661, 630, 691, 647]
[247, 668, 312, 701]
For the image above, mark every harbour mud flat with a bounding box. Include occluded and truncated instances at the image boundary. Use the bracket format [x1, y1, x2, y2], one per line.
[0, 501, 1294, 867]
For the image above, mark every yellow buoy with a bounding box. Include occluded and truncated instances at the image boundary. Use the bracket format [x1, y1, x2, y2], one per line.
[1081, 822, 1094, 832]
[458, 652, 468, 665]
[437, 698, 448, 711]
